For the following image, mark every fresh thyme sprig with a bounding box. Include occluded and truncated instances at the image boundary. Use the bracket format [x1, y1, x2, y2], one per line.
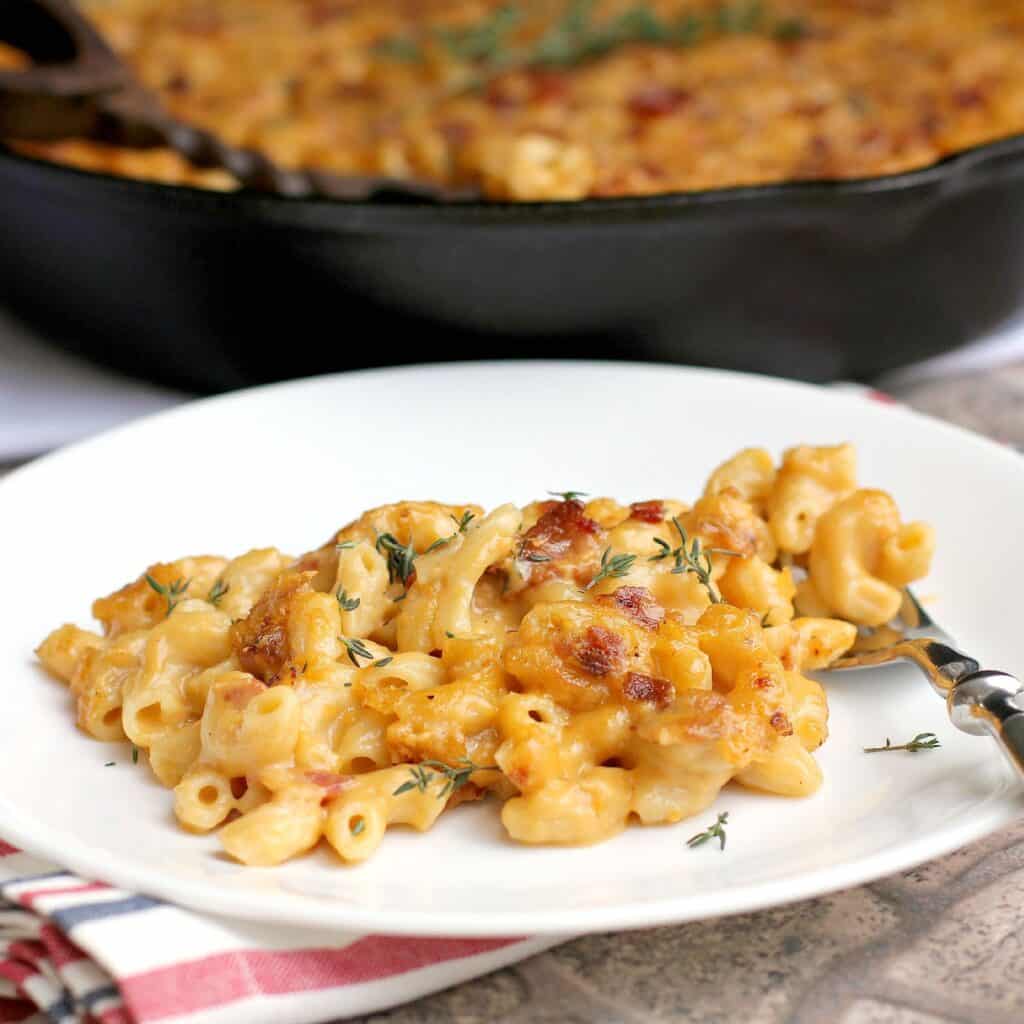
[340, 635, 374, 667]
[207, 579, 229, 606]
[377, 1, 808, 86]
[375, 35, 422, 61]
[336, 540, 357, 551]
[864, 732, 941, 754]
[451, 510, 476, 532]
[392, 758, 497, 799]
[687, 811, 729, 850]
[438, 3, 523, 61]
[336, 587, 361, 612]
[145, 574, 191, 617]
[375, 532, 418, 588]
[586, 547, 637, 589]
[131, 745, 139, 764]
[649, 518, 739, 602]
[548, 490, 589, 503]
[378, 3, 521, 64]
[376, 529, 458, 589]
[772, 14, 808, 40]
[373, 656, 394, 668]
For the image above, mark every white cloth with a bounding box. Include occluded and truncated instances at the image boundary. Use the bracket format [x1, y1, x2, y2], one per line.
[0, 309, 183, 462]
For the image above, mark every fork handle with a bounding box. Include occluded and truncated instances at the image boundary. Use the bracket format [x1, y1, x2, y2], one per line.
[949, 671, 1024, 777]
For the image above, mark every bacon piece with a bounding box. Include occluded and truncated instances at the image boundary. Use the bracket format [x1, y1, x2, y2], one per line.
[305, 0, 355, 26]
[446, 781, 486, 811]
[306, 771, 356, 801]
[222, 679, 266, 709]
[572, 626, 626, 678]
[623, 672, 675, 710]
[486, 69, 568, 109]
[520, 500, 600, 563]
[229, 777, 248, 800]
[529, 70, 569, 104]
[178, 11, 224, 35]
[231, 572, 313, 682]
[165, 73, 191, 95]
[440, 120, 473, 146]
[598, 586, 664, 631]
[629, 500, 665, 524]
[953, 86, 987, 109]
[770, 710, 794, 735]
[628, 86, 691, 118]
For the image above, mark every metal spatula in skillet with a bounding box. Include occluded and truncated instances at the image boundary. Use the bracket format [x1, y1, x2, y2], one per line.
[827, 588, 1024, 777]
[0, 0, 475, 200]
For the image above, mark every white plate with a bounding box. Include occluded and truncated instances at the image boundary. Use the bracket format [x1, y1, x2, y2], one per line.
[1, 362, 1022, 937]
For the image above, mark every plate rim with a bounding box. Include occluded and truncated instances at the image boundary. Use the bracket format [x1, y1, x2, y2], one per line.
[6, 359, 1024, 489]
[0, 788, 1018, 935]
[3, 360, 1023, 936]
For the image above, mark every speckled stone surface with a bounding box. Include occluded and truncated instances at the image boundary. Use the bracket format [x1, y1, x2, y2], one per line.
[348, 365, 1024, 1024]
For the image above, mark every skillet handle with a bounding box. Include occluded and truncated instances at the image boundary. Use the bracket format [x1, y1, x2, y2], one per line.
[0, 0, 475, 199]
[0, 0, 129, 138]
[0, 0, 318, 190]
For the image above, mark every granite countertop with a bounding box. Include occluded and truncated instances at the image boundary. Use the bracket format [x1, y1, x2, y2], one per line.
[353, 364, 1024, 1024]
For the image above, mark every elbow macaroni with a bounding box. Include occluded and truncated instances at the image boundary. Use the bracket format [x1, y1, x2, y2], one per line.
[36, 443, 934, 866]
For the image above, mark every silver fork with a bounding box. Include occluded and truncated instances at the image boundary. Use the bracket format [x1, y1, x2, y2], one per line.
[828, 590, 1024, 777]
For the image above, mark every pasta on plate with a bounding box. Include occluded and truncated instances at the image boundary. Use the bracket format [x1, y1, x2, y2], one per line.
[37, 443, 934, 867]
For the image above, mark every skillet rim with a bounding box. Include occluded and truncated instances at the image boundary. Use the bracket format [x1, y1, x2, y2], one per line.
[3, 129, 1024, 228]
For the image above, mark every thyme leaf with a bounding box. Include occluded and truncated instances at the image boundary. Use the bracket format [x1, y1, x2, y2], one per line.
[376, 1, 809, 88]
[376, 529, 457, 589]
[207, 578, 230, 606]
[375, 531, 418, 588]
[336, 587, 361, 612]
[864, 732, 941, 754]
[548, 490, 589, 503]
[518, 548, 551, 563]
[145, 574, 191, 617]
[772, 15, 808, 40]
[586, 547, 637, 590]
[451, 510, 477, 532]
[392, 758, 498, 799]
[649, 518, 740, 603]
[340, 635, 374, 667]
[687, 811, 729, 850]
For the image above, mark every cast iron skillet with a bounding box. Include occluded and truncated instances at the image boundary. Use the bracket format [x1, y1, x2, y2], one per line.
[3, 1, 1024, 390]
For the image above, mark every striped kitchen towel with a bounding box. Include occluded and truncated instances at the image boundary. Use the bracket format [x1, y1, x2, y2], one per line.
[0, 843, 560, 1024]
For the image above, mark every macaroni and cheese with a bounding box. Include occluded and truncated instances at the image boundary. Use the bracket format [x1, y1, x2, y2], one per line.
[4, 1, 1024, 200]
[37, 443, 934, 866]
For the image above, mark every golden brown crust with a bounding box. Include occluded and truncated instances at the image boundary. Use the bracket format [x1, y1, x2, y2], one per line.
[230, 571, 314, 682]
[15, 1, 1023, 200]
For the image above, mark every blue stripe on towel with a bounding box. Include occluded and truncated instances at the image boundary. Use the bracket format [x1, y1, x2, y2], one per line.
[52, 895, 162, 931]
